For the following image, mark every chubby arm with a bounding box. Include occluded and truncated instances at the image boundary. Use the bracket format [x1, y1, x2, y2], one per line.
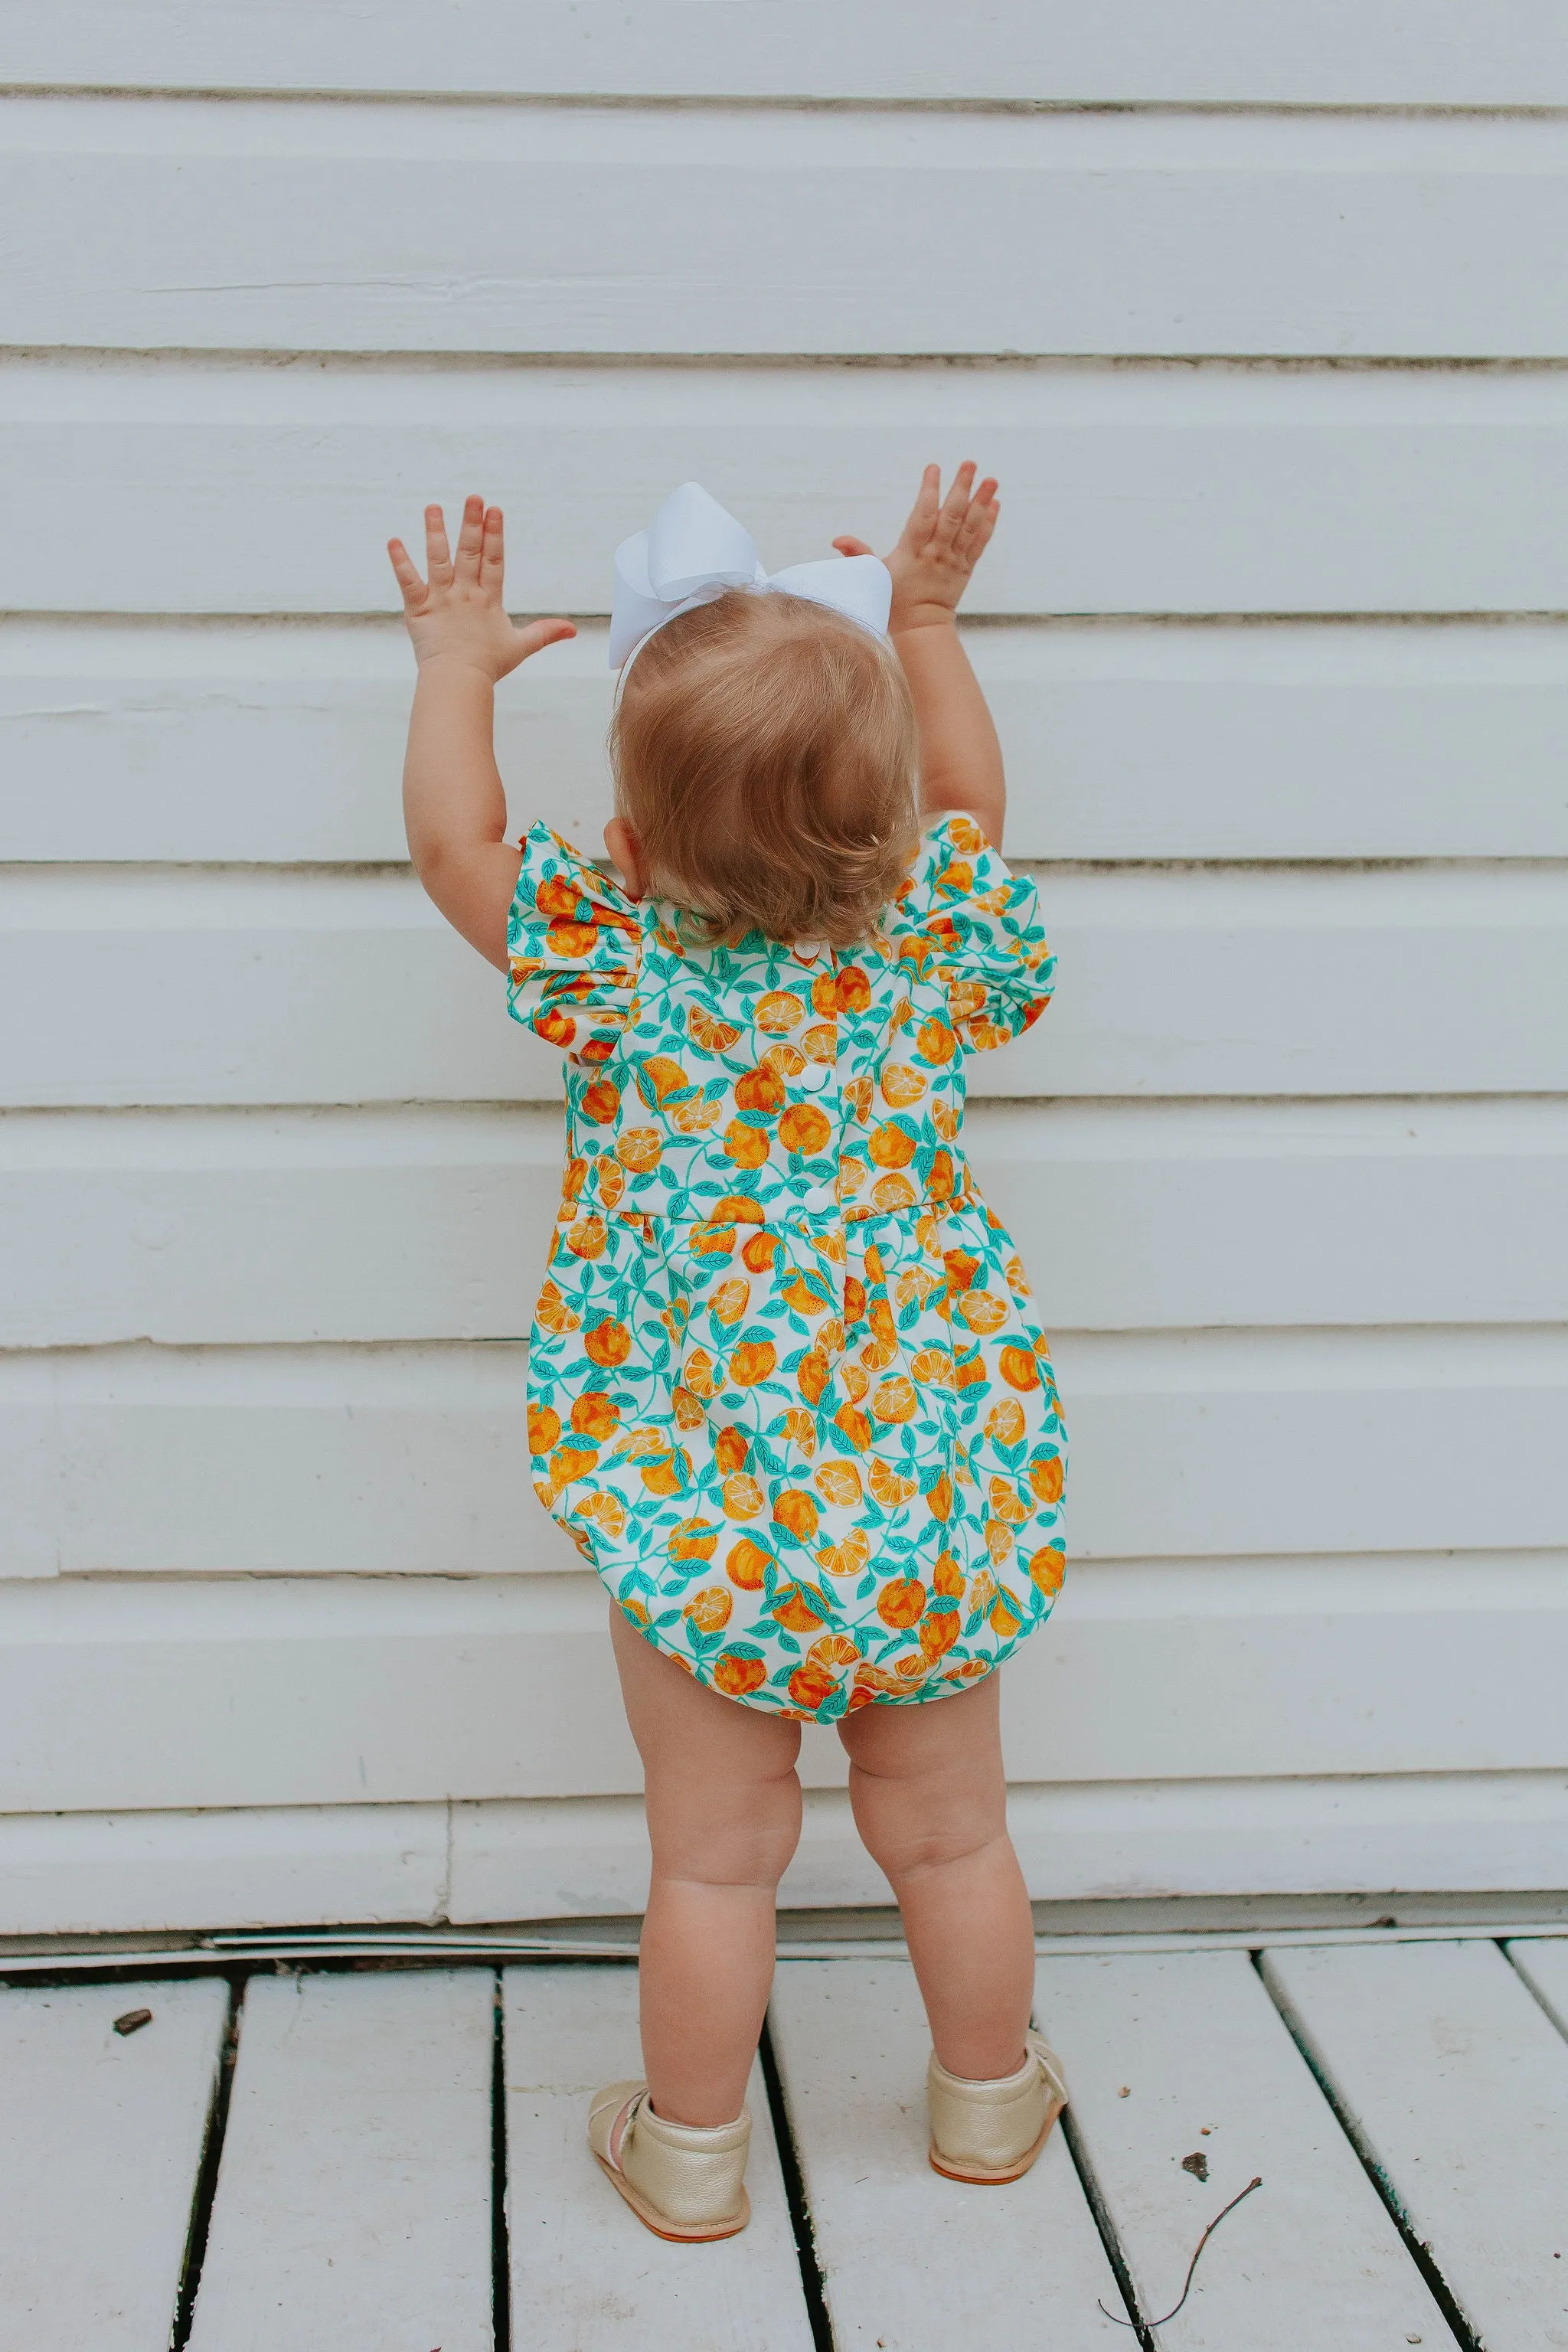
[834, 461, 1005, 848]
[388, 495, 575, 970]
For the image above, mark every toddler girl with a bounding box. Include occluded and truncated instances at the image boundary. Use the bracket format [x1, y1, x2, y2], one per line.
[390, 465, 1068, 2242]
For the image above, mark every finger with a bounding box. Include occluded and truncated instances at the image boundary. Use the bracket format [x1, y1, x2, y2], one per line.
[424, 504, 453, 586]
[454, 493, 485, 583]
[936, 460, 978, 543]
[513, 616, 577, 662]
[831, 535, 874, 559]
[907, 462, 942, 544]
[386, 538, 427, 607]
[480, 504, 505, 592]
[958, 479, 1000, 558]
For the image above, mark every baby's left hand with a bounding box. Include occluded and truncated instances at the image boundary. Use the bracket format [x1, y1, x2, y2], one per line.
[833, 461, 999, 634]
[388, 495, 575, 679]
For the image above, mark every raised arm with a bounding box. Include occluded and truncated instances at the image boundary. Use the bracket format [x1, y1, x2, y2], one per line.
[834, 461, 1005, 848]
[387, 495, 575, 970]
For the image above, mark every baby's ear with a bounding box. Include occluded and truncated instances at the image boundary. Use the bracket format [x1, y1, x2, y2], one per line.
[603, 816, 648, 901]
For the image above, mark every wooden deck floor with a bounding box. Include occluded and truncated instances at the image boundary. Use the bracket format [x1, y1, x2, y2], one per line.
[3, 1930, 1566, 2350]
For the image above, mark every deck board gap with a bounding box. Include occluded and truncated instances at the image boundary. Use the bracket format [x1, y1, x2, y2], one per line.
[756, 2014, 836, 2352]
[1248, 1951, 1479, 2351]
[1055, 2099, 1155, 2348]
[489, 1969, 509, 2352]
[168, 1970, 243, 2352]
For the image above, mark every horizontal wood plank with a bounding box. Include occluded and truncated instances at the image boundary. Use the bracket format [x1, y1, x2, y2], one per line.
[8, 360, 1568, 616]
[0, 1802, 449, 1936]
[4, 1099, 1563, 1344]
[2, 1769, 1563, 1937]
[0, 1554, 1563, 1811]
[1031, 1949, 1444, 2347]
[0, 1977, 228, 2352]
[7, 863, 1565, 1104]
[9, 104, 1568, 357]
[768, 1958, 1129, 2341]
[7, 618, 1568, 864]
[459, 1769, 1568, 1919]
[2, 1, 1564, 103]
[1262, 1941, 1568, 2345]
[188, 1971, 493, 2352]
[503, 1966, 813, 2351]
[2, 1328, 1563, 1574]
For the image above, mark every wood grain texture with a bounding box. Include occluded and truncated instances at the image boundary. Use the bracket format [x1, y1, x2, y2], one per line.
[1031, 1949, 1443, 2347]
[0, 1977, 228, 2352]
[9, 103, 1568, 357]
[1263, 1940, 1568, 2347]
[503, 1965, 813, 2350]
[2, 1328, 1563, 1574]
[2, 0, 1565, 103]
[5, 1099, 1563, 1346]
[7, 359, 1568, 616]
[0, 1555, 1563, 1811]
[768, 1957, 1129, 2343]
[188, 1970, 494, 2352]
[8, 863, 1566, 1105]
[8, 619, 1568, 864]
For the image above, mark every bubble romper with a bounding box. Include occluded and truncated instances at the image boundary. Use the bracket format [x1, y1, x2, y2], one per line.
[508, 813, 1067, 1723]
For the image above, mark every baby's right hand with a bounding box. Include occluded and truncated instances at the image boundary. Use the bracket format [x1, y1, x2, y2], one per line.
[833, 462, 999, 634]
[387, 495, 574, 680]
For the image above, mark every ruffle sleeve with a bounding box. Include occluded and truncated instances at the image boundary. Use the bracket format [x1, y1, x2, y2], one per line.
[890, 814, 1056, 1052]
[506, 823, 645, 1067]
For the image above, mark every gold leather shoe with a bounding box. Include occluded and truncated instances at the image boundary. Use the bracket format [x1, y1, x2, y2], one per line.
[587, 2079, 752, 2240]
[927, 2030, 1068, 2183]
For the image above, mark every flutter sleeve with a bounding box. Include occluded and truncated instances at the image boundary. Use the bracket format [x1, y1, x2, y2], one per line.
[505, 823, 645, 1068]
[891, 814, 1057, 1052]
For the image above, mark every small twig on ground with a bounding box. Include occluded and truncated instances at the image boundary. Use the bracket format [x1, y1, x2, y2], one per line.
[1099, 2175, 1263, 2332]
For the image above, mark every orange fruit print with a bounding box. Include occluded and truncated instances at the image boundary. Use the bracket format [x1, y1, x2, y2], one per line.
[509, 818, 1065, 1720]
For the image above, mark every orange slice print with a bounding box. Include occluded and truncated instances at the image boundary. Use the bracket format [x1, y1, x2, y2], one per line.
[689, 1008, 742, 1052]
[868, 1459, 919, 1508]
[615, 1127, 662, 1172]
[684, 1587, 732, 1632]
[813, 1460, 863, 1508]
[756, 990, 806, 1034]
[816, 1528, 871, 1579]
[721, 1473, 765, 1521]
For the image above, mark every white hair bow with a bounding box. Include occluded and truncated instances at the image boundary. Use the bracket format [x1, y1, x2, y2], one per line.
[609, 481, 892, 670]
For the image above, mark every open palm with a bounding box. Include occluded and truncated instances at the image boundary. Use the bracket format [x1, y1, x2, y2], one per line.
[833, 461, 1000, 631]
[387, 495, 574, 678]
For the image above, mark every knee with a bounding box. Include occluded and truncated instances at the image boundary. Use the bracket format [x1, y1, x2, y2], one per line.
[648, 1760, 803, 1893]
[848, 1760, 1008, 1886]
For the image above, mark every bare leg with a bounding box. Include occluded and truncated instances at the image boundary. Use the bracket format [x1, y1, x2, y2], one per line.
[838, 1673, 1034, 2080]
[609, 1604, 803, 2126]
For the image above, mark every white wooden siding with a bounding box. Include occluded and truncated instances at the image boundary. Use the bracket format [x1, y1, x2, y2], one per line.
[2, 11, 1565, 1932]
[3, 2, 1566, 105]
[9, 104, 1568, 358]
[8, 621, 1568, 864]
[9, 361, 1568, 616]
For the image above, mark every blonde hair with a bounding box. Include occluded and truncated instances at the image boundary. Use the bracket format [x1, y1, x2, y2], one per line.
[609, 589, 920, 949]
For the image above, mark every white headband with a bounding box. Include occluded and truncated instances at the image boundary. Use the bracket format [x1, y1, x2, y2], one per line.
[609, 480, 892, 671]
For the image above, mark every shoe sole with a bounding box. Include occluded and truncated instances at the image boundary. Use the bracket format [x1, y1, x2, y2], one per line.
[593, 2153, 751, 2241]
[928, 2092, 1067, 2185]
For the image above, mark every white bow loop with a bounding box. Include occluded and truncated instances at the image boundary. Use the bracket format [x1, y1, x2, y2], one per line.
[609, 482, 890, 669]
